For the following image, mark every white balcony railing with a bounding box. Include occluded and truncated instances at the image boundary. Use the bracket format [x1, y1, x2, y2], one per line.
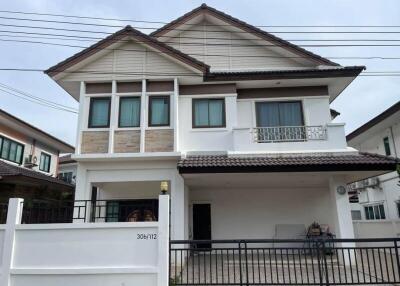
[253, 126, 327, 143]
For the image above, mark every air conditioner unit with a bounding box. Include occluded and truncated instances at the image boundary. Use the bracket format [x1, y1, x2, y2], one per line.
[23, 155, 38, 168]
[367, 177, 380, 188]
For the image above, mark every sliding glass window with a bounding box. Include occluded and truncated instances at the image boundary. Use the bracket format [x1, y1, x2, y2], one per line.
[88, 97, 111, 128]
[193, 98, 225, 128]
[148, 96, 170, 127]
[256, 101, 303, 127]
[39, 152, 51, 173]
[119, 97, 140, 127]
[0, 136, 24, 164]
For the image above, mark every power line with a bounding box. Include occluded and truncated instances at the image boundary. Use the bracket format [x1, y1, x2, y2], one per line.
[1, 67, 400, 77]
[0, 87, 78, 113]
[1, 9, 400, 29]
[0, 82, 78, 111]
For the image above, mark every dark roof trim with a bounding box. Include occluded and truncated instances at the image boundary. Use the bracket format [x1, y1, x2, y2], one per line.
[177, 152, 398, 174]
[151, 4, 339, 67]
[45, 26, 210, 77]
[0, 109, 74, 152]
[347, 101, 400, 141]
[204, 66, 365, 82]
[0, 160, 73, 187]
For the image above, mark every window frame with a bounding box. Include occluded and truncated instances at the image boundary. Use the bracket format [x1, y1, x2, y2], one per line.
[255, 100, 305, 128]
[0, 135, 24, 165]
[192, 98, 226, 129]
[148, 95, 170, 127]
[364, 203, 386, 220]
[118, 96, 141, 128]
[88, 97, 111, 128]
[383, 136, 391, 156]
[39, 152, 51, 173]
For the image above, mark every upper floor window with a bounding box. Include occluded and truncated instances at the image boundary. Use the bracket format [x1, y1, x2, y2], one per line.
[59, 172, 73, 184]
[365, 204, 386, 220]
[0, 135, 24, 164]
[396, 201, 400, 218]
[256, 101, 304, 127]
[39, 152, 51, 173]
[193, 98, 225, 128]
[383, 137, 391, 156]
[148, 96, 170, 127]
[119, 97, 140, 128]
[88, 97, 111, 128]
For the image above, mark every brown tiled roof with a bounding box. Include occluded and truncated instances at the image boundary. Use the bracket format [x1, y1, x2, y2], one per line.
[59, 154, 76, 165]
[0, 160, 73, 187]
[204, 66, 365, 81]
[347, 101, 400, 141]
[45, 25, 210, 77]
[151, 4, 339, 67]
[177, 152, 399, 173]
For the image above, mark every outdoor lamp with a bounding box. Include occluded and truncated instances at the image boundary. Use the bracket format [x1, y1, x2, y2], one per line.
[160, 181, 168, 194]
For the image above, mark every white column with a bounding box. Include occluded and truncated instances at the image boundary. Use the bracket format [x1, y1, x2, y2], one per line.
[75, 81, 86, 155]
[108, 80, 117, 153]
[170, 173, 185, 240]
[157, 194, 170, 286]
[173, 78, 179, 152]
[140, 79, 147, 153]
[329, 175, 355, 239]
[1, 198, 24, 286]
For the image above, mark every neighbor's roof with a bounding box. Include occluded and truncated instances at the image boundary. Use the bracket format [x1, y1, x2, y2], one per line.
[45, 25, 210, 77]
[151, 3, 340, 67]
[0, 109, 74, 153]
[346, 101, 400, 142]
[177, 152, 398, 173]
[59, 154, 76, 165]
[0, 160, 73, 188]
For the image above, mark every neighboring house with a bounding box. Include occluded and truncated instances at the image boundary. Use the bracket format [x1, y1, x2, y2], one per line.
[0, 109, 75, 201]
[347, 101, 400, 221]
[58, 154, 77, 185]
[44, 3, 398, 243]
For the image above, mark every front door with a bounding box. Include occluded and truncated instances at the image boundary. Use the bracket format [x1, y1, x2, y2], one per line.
[192, 204, 211, 249]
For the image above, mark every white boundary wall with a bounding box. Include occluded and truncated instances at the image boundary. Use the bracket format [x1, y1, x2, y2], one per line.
[0, 196, 170, 286]
[353, 220, 400, 238]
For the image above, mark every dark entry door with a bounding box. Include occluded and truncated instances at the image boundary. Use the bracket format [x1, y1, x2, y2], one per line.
[192, 204, 211, 249]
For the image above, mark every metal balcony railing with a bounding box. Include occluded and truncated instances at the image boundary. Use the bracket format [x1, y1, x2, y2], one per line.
[254, 126, 327, 143]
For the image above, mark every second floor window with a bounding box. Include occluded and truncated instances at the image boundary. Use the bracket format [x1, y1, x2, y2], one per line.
[119, 97, 140, 127]
[88, 97, 111, 128]
[383, 137, 391, 156]
[59, 172, 73, 184]
[193, 98, 225, 128]
[0, 136, 24, 164]
[149, 96, 170, 127]
[39, 152, 51, 173]
[256, 101, 304, 127]
[365, 204, 386, 220]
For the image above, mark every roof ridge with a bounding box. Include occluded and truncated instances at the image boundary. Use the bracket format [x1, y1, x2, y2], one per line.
[150, 4, 340, 66]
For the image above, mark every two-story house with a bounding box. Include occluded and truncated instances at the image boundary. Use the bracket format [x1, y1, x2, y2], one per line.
[347, 101, 400, 221]
[0, 109, 75, 201]
[45, 4, 398, 242]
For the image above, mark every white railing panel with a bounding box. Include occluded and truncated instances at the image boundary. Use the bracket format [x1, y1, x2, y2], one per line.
[253, 126, 327, 143]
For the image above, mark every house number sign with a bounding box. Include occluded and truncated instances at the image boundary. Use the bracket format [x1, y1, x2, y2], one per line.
[137, 233, 157, 240]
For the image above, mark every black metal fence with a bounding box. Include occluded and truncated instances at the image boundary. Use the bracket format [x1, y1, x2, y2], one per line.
[170, 238, 400, 285]
[0, 199, 159, 224]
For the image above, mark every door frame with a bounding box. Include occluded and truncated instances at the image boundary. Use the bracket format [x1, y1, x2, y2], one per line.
[190, 201, 212, 241]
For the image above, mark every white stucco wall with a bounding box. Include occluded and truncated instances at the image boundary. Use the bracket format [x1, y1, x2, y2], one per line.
[189, 186, 334, 239]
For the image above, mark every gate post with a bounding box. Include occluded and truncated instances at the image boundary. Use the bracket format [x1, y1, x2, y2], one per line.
[0, 198, 24, 286]
[158, 194, 170, 286]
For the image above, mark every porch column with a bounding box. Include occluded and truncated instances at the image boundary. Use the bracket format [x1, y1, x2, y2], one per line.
[170, 173, 187, 240]
[329, 175, 355, 239]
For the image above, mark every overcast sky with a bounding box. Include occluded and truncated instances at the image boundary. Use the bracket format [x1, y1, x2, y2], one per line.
[0, 0, 399, 146]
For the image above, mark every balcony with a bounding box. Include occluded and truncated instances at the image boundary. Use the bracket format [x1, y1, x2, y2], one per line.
[254, 126, 327, 143]
[232, 123, 347, 153]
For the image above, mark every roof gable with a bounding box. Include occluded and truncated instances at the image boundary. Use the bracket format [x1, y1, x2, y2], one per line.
[45, 25, 210, 78]
[151, 4, 339, 68]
